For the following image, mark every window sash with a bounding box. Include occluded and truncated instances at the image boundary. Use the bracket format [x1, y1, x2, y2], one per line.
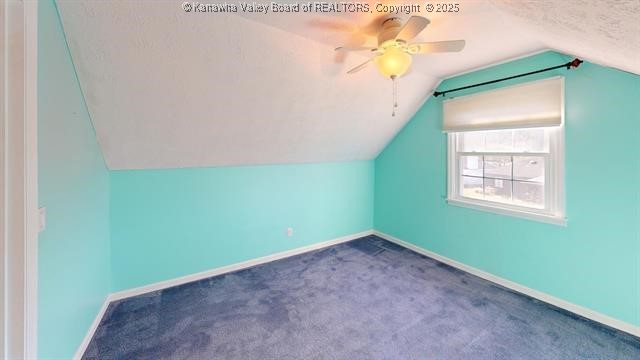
[456, 153, 549, 210]
[457, 151, 548, 156]
[447, 127, 565, 225]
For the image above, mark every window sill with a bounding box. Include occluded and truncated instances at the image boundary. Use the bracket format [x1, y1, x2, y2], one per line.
[446, 198, 567, 226]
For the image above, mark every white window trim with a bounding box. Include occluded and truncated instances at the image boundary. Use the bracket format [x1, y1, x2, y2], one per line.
[446, 126, 566, 226]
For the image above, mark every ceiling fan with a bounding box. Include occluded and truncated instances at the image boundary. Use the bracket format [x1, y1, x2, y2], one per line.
[335, 16, 465, 78]
[335, 16, 465, 116]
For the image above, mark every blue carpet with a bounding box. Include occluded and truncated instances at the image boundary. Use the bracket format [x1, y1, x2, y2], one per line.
[84, 235, 640, 359]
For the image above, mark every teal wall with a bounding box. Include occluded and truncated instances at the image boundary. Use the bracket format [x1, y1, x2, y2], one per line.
[374, 51, 640, 327]
[110, 161, 374, 291]
[38, 0, 111, 358]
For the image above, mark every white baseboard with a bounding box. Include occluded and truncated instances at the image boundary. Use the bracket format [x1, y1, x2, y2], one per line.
[74, 229, 373, 359]
[73, 296, 110, 360]
[374, 230, 640, 338]
[109, 230, 374, 301]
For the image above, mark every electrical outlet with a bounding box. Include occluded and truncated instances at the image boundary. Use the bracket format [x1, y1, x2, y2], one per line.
[287, 227, 293, 237]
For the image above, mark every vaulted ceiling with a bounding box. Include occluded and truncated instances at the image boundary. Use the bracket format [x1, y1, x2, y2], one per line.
[56, 0, 640, 170]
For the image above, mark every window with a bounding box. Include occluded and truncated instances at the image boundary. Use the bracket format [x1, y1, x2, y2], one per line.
[444, 77, 565, 225]
[448, 127, 564, 224]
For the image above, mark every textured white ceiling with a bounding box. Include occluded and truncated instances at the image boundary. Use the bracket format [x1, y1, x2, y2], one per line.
[491, 0, 640, 75]
[56, 0, 639, 170]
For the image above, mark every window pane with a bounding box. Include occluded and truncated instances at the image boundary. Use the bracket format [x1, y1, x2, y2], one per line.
[514, 156, 545, 182]
[461, 176, 483, 200]
[461, 156, 483, 177]
[450, 127, 559, 215]
[484, 178, 512, 204]
[484, 156, 512, 180]
[459, 128, 548, 153]
[485, 130, 514, 152]
[513, 181, 545, 209]
[459, 131, 485, 152]
[513, 128, 548, 152]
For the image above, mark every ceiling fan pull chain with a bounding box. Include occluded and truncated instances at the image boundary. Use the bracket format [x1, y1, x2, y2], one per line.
[395, 77, 398, 108]
[391, 75, 397, 117]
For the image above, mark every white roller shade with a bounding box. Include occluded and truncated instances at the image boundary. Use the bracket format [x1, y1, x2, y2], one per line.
[443, 77, 563, 132]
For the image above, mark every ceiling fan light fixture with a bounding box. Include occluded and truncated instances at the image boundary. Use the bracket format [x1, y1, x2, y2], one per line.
[374, 46, 412, 78]
[335, 15, 466, 116]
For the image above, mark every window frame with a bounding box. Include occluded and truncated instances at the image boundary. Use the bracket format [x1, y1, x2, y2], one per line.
[447, 126, 566, 226]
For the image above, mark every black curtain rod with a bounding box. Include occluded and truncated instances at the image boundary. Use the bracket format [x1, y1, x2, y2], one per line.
[433, 58, 583, 98]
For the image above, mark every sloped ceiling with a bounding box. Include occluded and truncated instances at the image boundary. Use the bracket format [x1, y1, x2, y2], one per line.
[56, 0, 639, 170]
[491, 0, 640, 75]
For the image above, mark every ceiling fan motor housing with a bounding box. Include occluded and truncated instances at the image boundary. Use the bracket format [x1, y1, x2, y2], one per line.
[378, 18, 403, 46]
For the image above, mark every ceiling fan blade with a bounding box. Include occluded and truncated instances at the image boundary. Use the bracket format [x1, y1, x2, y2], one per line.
[335, 46, 376, 52]
[409, 40, 466, 54]
[347, 59, 372, 74]
[395, 16, 430, 42]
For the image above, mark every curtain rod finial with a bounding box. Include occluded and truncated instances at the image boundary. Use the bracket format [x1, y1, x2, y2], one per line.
[567, 58, 583, 69]
[569, 58, 583, 69]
